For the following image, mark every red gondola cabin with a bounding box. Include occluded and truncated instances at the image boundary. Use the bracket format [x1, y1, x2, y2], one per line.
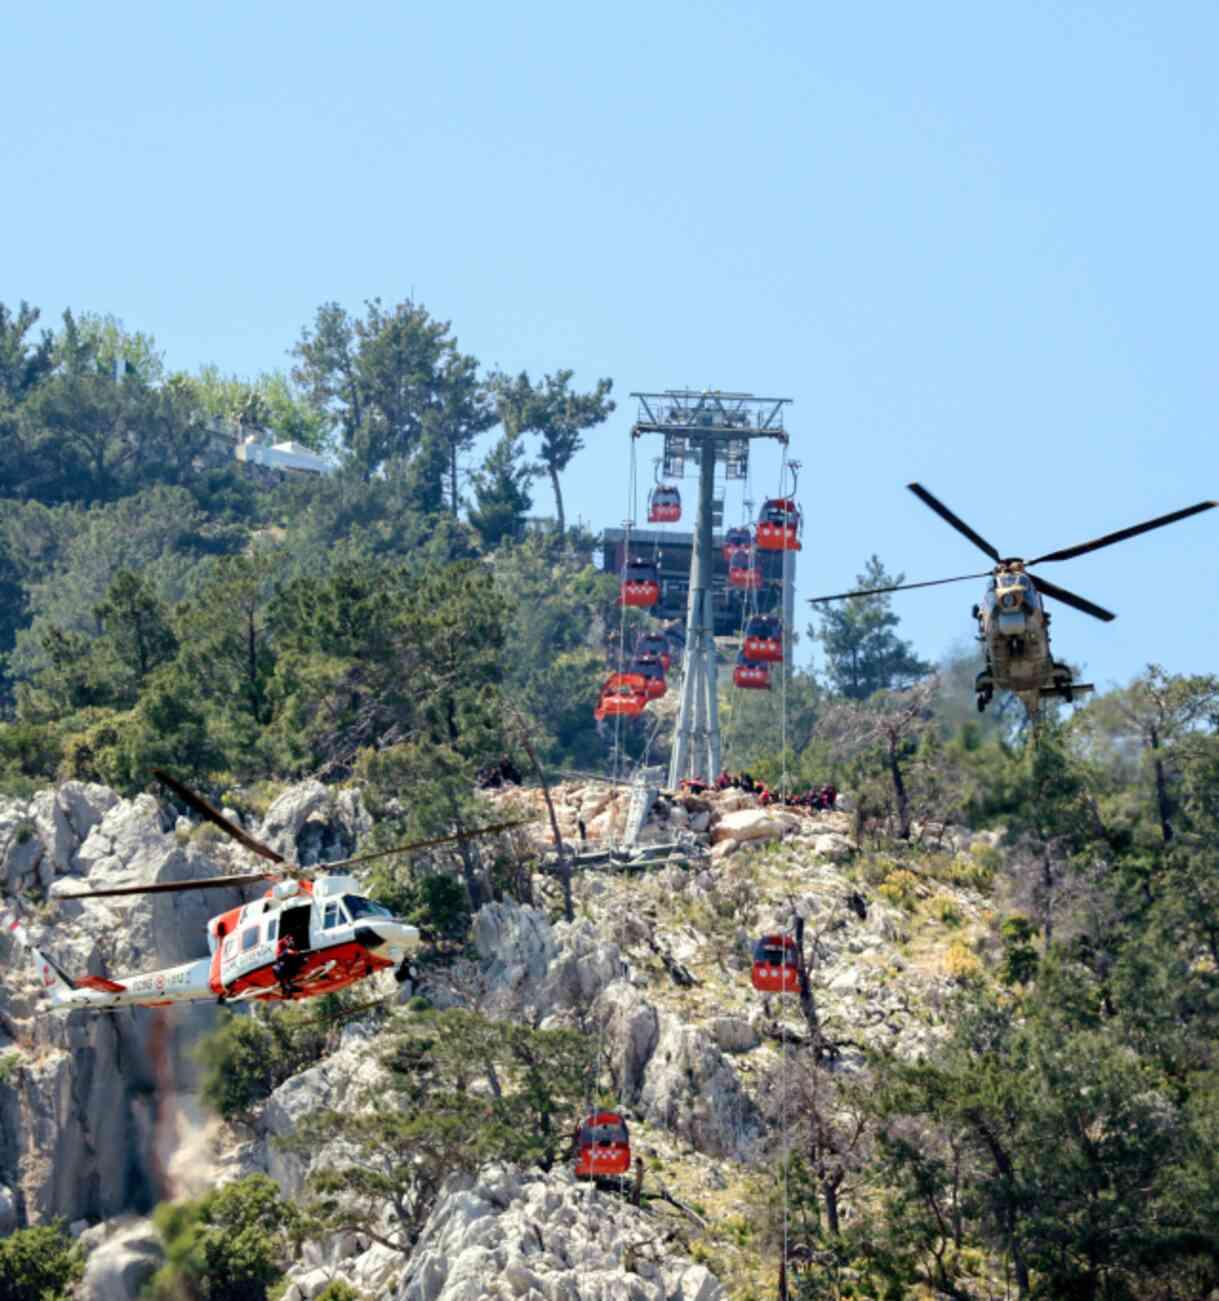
[751, 934, 801, 993]
[629, 655, 667, 700]
[648, 485, 682, 524]
[619, 558, 660, 608]
[743, 615, 783, 663]
[755, 498, 802, 551]
[594, 673, 648, 721]
[575, 1111, 631, 1178]
[722, 526, 753, 563]
[634, 633, 671, 671]
[733, 652, 770, 690]
[727, 548, 763, 591]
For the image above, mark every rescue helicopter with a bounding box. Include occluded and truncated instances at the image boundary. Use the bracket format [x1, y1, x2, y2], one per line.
[3, 771, 529, 1015]
[810, 483, 1216, 716]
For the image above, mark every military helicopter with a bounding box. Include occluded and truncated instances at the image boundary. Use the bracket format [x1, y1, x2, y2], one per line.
[2, 771, 529, 1014]
[810, 483, 1216, 716]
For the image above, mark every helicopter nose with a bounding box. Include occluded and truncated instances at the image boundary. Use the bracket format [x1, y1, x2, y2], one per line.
[356, 921, 422, 954]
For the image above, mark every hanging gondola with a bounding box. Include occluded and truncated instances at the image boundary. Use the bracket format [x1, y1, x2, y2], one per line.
[574, 1110, 632, 1178]
[743, 615, 783, 663]
[629, 654, 668, 700]
[727, 547, 763, 591]
[722, 526, 753, 563]
[618, 558, 660, 608]
[751, 934, 801, 993]
[593, 673, 649, 721]
[755, 497, 802, 551]
[733, 651, 771, 690]
[647, 484, 682, 524]
[633, 632, 671, 671]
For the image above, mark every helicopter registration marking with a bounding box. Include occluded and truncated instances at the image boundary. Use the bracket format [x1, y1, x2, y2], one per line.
[129, 968, 192, 995]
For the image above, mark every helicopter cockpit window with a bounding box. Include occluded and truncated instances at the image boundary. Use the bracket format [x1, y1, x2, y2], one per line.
[343, 896, 393, 921]
[241, 926, 260, 953]
[321, 901, 345, 930]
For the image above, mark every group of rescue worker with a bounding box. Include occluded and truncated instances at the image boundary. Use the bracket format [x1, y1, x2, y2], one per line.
[679, 771, 838, 811]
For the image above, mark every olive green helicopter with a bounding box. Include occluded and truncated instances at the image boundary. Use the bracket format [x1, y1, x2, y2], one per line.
[810, 483, 1216, 717]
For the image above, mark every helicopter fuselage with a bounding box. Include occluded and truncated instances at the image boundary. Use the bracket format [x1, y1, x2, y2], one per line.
[40, 873, 420, 1013]
[973, 564, 1090, 715]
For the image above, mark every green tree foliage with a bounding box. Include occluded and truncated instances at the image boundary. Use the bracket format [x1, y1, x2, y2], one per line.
[467, 432, 534, 549]
[291, 298, 486, 487]
[0, 1222, 82, 1301]
[863, 972, 1219, 1299]
[187, 363, 330, 451]
[150, 1174, 302, 1301]
[811, 555, 933, 700]
[282, 1008, 592, 1254]
[195, 1000, 351, 1121]
[492, 369, 614, 536]
[7, 485, 239, 706]
[10, 310, 214, 504]
[491, 538, 620, 765]
[0, 300, 54, 403]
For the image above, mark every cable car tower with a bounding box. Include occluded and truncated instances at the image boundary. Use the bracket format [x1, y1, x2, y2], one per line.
[629, 390, 792, 788]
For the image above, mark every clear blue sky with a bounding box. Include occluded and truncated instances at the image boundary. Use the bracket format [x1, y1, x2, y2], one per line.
[6, 2, 1218, 690]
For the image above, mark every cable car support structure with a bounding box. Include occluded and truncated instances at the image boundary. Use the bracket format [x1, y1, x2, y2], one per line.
[628, 391, 793, 788]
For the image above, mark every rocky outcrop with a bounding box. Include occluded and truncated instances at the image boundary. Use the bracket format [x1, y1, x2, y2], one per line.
[256, 781, 371, 867]
[709, 808, 800, 847]
[470, 902, 628, 1022]
[259, 1021, 389, 1197]
[393, 1164, 724, 1301]
[79, 1217, 164, 1301]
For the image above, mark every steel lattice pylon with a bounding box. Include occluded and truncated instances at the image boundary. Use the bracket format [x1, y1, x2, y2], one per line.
[628, 391, 793, 788]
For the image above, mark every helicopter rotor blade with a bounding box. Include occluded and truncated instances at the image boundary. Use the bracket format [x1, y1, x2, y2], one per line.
[59, 872, 280, 900]
[907, 483, 1002, 563]
[809, 571, 992, 604]
[321, 818, 539, 871]
[57, 819, 541, 899]
[1029, 573, 1116, 622]
[152, 770, 285, 864]
[1028, 500, 1217, 566]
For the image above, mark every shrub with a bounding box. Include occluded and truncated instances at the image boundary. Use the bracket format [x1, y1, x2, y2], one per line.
[931, 895, 963, 927]
[0, 1223, 82, 1301]
[150, 1174, 301, 1301]
[196, 1001, 347, 1121]
[316, 1284, 367, 1301]
[876, 868, 921, 911]
[943, 939, 983, 984]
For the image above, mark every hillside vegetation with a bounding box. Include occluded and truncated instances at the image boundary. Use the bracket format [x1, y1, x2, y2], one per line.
[1, 297, 1218, 1300]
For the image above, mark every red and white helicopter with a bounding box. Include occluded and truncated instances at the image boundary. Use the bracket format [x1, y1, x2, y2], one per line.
[3, 771, 528, 1015]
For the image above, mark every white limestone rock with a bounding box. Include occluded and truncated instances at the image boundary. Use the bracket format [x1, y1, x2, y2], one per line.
[709, 809, 799, 847]
[810, 832, 855, 863]
[80, 1217, 164, 1301]
[257, 781, 368, 866]
[707, 1015, 758, 1054]
[636, 1016, 759, 1157]
[398, 1165, 726, 1301]
[471, 902, 627, 1021]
